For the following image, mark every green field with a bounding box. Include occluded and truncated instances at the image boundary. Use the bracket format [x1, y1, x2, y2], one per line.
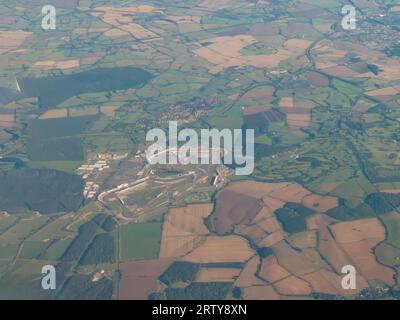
[0, 0, 399, 300]
[0, 243, 19, 259]
[28, 161, 84, 172]
[0, 216, 50, 244]
[42, 238, 73, 261]
[0, 215, 19, 232]
[382, 213, 400, 248]
[18, 241, 49, 259]
[119, 222, 162, 261]
[29, 216, 75, 241]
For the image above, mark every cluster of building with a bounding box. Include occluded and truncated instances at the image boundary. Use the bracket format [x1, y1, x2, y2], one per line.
[77, 159, 107, 199]
[86, 152, 128, 161]
[77, 160, 110, 179]
[76, 152, 129, 199]
[269, 69, 288, 76]
[83, 181, 100, 199]
[135, 97, 221, 129]
[210, 164, 232, 188]
[271, 148, 298, 160]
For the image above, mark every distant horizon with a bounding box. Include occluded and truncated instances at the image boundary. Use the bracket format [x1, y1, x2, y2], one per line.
[0, 0, 399, 303]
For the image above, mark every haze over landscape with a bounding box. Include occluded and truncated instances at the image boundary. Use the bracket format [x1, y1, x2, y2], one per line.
[0, 0, 400, 300]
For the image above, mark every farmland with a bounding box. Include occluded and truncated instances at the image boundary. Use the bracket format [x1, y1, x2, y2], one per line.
[119, 222, 162, 261]
[0, 0, 400, 300]
[145, 180, 399, 299]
